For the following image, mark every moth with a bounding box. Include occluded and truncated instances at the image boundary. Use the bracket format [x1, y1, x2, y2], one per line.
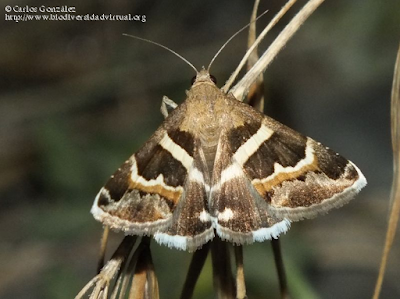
[91, 57, 366, 253]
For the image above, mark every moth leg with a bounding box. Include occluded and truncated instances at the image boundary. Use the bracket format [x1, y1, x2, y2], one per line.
[160, 96, 178, 119]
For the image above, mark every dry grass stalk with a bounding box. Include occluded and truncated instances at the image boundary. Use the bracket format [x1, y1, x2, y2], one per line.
[129, 238, 159, 299]
[373, 44, 400, 299]
[271, 239, 289, 299]
[211, 238, 235, 299]
[223, 0, 298, 94]
[76, 236, 137, 299]
[76, 236, 160, 299]
[246, 0, 265, 113]
[245, 2, 289, 298]
[230, 0, 325, 101]
[179, 243, 211, 299]
[234, 246, 246, 299]
[97, 226, 110, 273]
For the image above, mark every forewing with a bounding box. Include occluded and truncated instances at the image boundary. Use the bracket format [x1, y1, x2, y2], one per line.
[210, 127, 290, 245]
[91, 107, 195, 236]
[226, 101, 367, 221]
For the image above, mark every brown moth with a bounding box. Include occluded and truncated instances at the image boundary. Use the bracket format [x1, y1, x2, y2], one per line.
[91, 67, 366, 252]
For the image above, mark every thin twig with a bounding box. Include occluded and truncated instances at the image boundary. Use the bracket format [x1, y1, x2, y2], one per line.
[129, 237, 159, 299]
[223, 0, 298, 93]
[75, 236, 137, 299]
[246, 3, 289, 297]
[248, 0, 261, 47]
[246, 0, 265, 112]
[143, 243, 160, 299]
[130, 259, 147, 298]
[113, 237, 148, 298]
[234, 246, 246, 299]
[180, 243, 211, 299]
[230, 0, 325, 100]
[211, 237, 235, 299]
[373, 44, 400, 299]
[97, 226, 110, 273]
[271, 239, 289, 299]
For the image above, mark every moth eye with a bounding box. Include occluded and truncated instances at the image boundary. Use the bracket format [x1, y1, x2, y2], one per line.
[190, 76, 196, 85]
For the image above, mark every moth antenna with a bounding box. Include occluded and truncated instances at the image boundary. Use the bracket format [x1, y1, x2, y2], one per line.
[207, 9, 269, 72]
[123, 34, 198, 74]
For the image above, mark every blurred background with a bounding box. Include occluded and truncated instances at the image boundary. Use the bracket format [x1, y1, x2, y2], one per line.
[1, 0, 399, 298]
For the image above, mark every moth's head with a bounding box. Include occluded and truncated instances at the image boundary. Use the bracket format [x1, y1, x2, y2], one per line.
[190, 68, 217, 87]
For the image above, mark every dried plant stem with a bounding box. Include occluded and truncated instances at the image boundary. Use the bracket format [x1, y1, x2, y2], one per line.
[246, 0, 266, 112]
[97, 226, 110, 273]
[114, 237, 149, 298]
[389, 45, 400, 213]
[180, 243, 211, 299]
[234, 246, 246, 299]
[246, 3, 288, 297]
[231, 0, 325, 101]
[223, 0, 298, 93]
[130, 238, 159, 299]
[211, 237, 235, 299]
[130, 264, 147, 298]
[373, 44, 400, 299]
[248, 0, 261, 47]
[271, 239, 289, 299]
[75, 236, 137, 299]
